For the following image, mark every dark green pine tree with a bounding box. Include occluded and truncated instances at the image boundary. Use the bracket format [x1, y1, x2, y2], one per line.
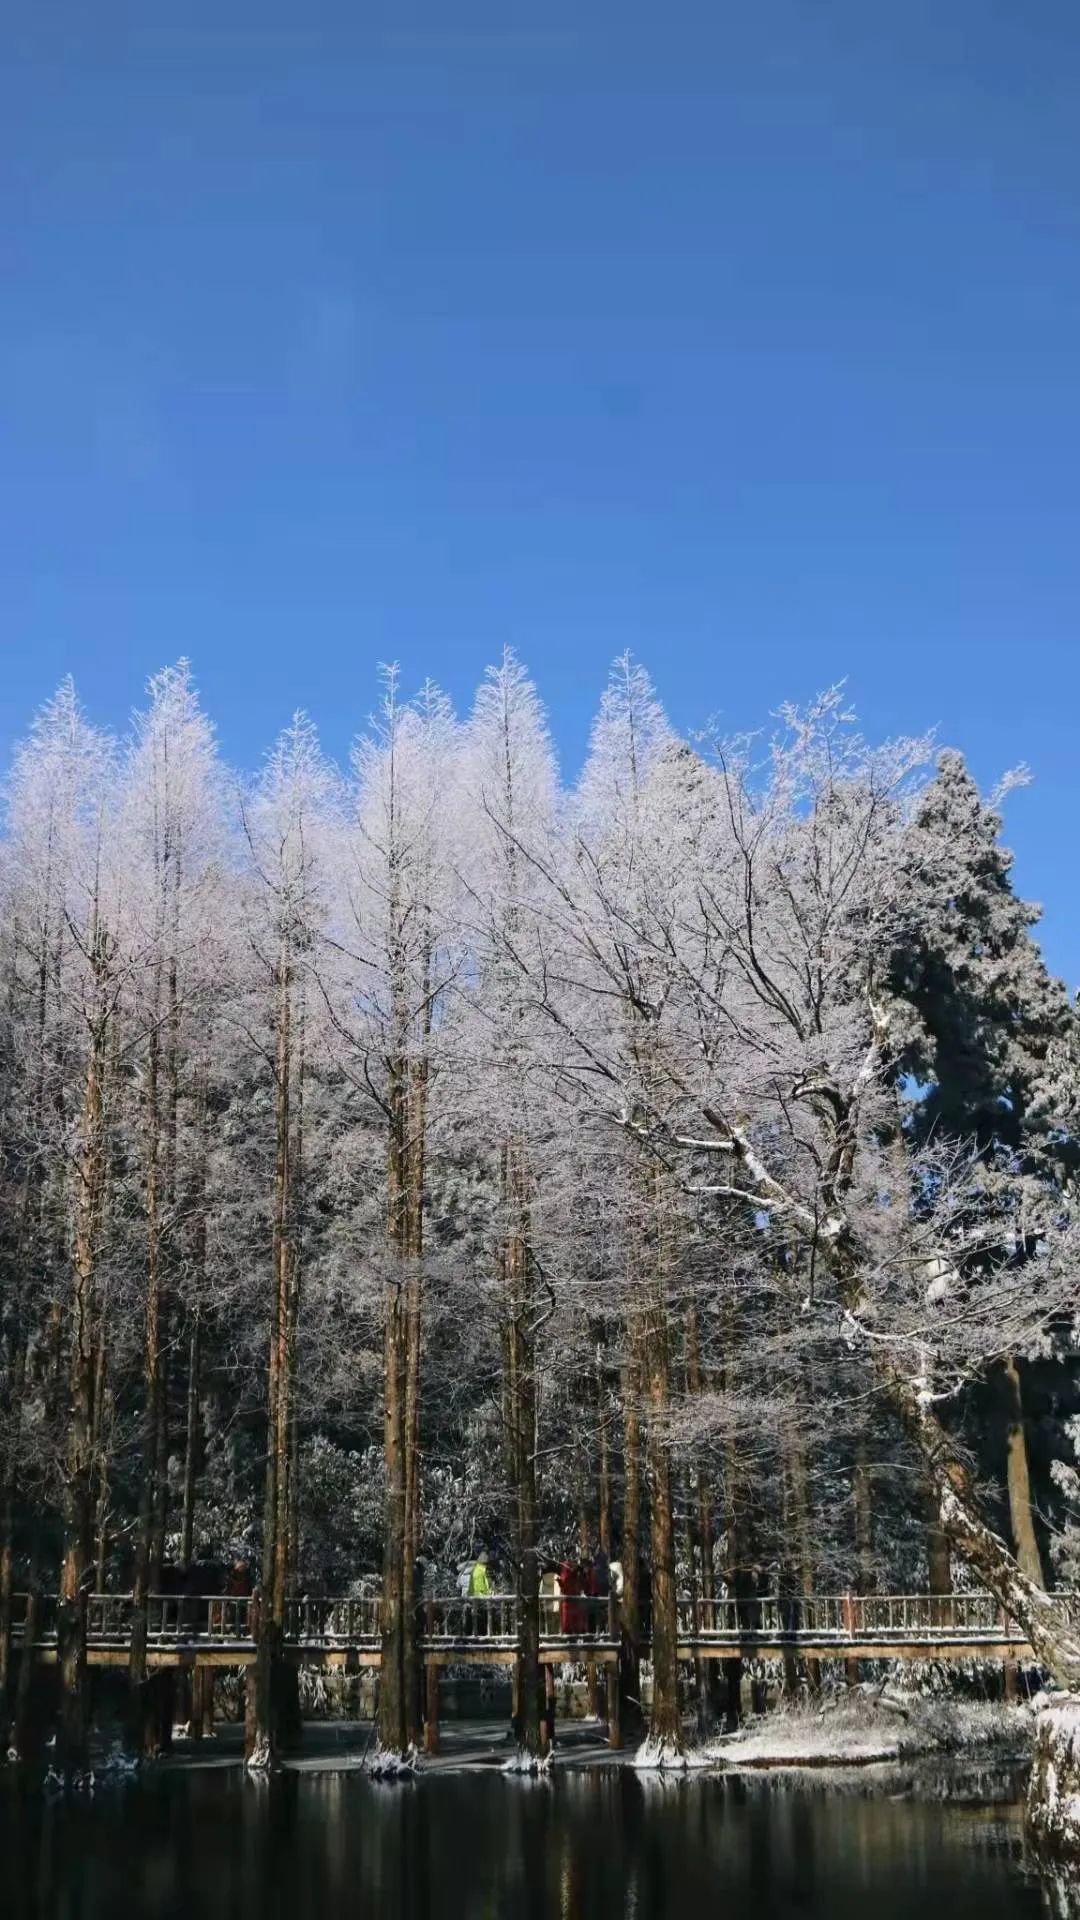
[891, 749, 1080, 1586]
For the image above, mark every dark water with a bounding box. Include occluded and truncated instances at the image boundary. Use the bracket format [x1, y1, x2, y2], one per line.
[0, 1763, 1061, 1918]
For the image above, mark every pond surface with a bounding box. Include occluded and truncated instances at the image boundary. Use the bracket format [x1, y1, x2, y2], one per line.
[0, 1762, 1061, 1918]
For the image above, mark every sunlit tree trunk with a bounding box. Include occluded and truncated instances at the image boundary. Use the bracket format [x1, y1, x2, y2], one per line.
[1002, 1355, 1045, 1588]
[248, 938, 297, 1769]
[402, 1033, 428, 1746]
[57, 928, 110, 1781]
[642, 1289, 680, 1751]
[378, 1052, 410, 1756]
[503, 1139, 542, 1758]
[129, 972, 165, 1752]
[0, 1338, 27, 1745]
[619, 1336, 644, 1737]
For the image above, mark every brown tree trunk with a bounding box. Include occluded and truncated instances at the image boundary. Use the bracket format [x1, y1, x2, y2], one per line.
[926, 1483, 953, 1596]
[685, 1307, 722, 1719]
[402, 1052, 426, 1747]
[1002, 1354, 1045, 1588]
[58, 978, 108, 1781]
[504, 1140, 542, 1759]
[0, 1338, 27, 1742]
[129, 1002, 164, 1754]
[619, 1340, 643, 1737]
[11, 1579, 42, 1762]
[180, 1074, 210, 1571]
[93, 1381, 112, 1596]
[642, 1263, 681, 1753]
[786, 1426, 820, 1692]
[846, 1437, 873, 1685]
[180, 1313, 201, 1570]
[378, 1056, 410, 1757]
[249, 944, 296, 1770]
[379, 1284, 408, 1754]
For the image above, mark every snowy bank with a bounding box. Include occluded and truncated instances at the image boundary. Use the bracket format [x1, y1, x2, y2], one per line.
[1028, 1697, 1080, 1856]
[704, 1693, 1033, 1772]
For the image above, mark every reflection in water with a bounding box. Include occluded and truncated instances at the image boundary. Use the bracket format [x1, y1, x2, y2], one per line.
[0, 1763, 1070, 1919]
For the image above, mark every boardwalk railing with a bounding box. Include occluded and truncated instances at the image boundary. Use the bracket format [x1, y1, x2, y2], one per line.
[8, 1588, 1076, 1655]
[674, 1591, 1080, 1644]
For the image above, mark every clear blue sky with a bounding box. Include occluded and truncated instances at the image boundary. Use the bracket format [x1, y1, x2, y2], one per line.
[3, 1, 1078, 983]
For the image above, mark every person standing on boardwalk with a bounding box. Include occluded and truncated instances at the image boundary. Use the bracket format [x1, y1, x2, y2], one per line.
[468, 1549, 492, 1597]
[559, 1557, 583, 1634]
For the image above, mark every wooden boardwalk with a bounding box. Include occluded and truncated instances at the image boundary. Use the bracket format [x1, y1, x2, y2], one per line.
[11, 1588, 1076, 1670]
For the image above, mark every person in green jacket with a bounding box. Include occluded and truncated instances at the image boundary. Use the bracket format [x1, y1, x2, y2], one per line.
[468, 1549, 492, 1598]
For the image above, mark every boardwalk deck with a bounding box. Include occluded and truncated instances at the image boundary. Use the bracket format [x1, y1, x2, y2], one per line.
[9, 1588, 1077, 1669]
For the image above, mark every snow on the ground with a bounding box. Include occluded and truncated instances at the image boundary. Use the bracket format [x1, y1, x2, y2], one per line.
[361, 1742, 419, 1778]
[704, 1690, 1034, 1771]
[501, 1747, 553, 1775]
[631, 1737, 712, 1772]
[1028, 1694, 1080, 1855]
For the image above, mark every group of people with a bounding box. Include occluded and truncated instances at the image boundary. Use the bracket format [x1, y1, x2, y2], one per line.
[453, 1544, 628, 1637]
[542, 1546, 624, 1635]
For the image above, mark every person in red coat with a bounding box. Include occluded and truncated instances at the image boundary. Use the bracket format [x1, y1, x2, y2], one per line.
[559, 1558, 582, 1634]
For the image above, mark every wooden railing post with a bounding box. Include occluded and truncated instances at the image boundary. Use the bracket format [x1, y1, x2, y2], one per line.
[1000, 1604, 1019, 1700]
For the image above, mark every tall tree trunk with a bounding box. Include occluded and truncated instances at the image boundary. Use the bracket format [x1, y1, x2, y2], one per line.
[180, 1074, 209, 1571]
[248, 943, 295, 1771]
[57, 972, 109, 1781]
[845, 1437, 874, 1685]
[402, 1052, 427, 1747]
[619, 1340, 643, 1736]
[643, 1328, 680, 1750]
[0, 1474, 14, 1746]
[641, 1177, 681, 1753]
[597, 1360, 612, 1554]
[926, 1482, 953, 1596]
[852, 1438, 873, 1590]
[1002, 1355, 1045, 1588]
[504, 1140, 542, 1759]
[685, 1307, 722, 1718]
[92, 1370, 112, 1596]
[378, 1059, 410, 1757]
[720, 1320, 744, 1731]
[180, 1313, 201, 1571]
[786, 1425, 820, 1692]
[0, 1337, 27, 1743]
[129, 1002, 164, 1754]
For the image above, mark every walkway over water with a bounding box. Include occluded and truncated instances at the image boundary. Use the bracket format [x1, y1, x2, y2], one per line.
[11, 1588, 1077, 1668]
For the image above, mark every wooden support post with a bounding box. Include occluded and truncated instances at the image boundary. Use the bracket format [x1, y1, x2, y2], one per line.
[543, 1664, 556, 1750]
[607, 1663, 622, 1749]
[843, 1592, 859, 1688]
[423, 1600, 439, 1754]
[191, 1664, 213, 1740]
[424, 1661, 439, 1753]
[605, 1595, 622, 1748]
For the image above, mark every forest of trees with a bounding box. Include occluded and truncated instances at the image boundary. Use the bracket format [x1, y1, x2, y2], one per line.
[0, 654, 1078, 1778]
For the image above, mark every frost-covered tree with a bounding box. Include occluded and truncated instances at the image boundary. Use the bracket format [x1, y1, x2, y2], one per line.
[330, 670, 460, 1760]
[597, 693, 1080, 1687]
[117, 663, 226, 1750]
[238, 714, 337, 1769]
[2, 658, 1079, 1788]
[454, 649, 559, 1761]
[0, 683, 123, 1774]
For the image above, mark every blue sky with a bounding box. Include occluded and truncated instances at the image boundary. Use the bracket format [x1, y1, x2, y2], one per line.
[3, 1, 1079, 982]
